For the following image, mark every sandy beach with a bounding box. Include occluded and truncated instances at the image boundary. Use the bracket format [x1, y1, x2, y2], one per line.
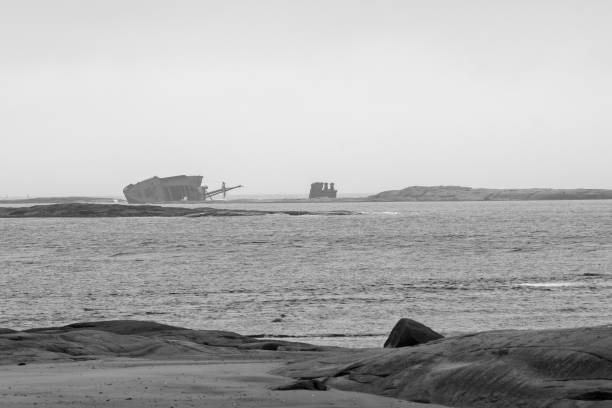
[0, 359, 440, 408]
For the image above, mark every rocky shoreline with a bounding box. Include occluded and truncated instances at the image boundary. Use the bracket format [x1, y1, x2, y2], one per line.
[0, 203, 356, 218]
[2, 320, 611, 407]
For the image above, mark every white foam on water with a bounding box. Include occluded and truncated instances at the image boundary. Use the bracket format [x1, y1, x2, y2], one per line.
[518, 282, 585, 288]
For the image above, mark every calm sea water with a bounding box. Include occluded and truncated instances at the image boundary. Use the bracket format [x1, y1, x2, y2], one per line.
[1, 201, 611, 347]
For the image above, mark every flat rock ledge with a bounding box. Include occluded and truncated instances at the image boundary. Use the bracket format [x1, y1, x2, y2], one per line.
[0, 203, 357, 218]
[0, 320, 339, 365]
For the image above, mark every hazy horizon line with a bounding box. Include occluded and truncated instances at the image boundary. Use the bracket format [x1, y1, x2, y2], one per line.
[3, 185, 612, 200]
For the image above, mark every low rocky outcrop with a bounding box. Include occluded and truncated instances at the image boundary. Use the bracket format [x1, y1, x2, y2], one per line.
[0, 320, 337, 365]
[383, 318, 443, 347]
[0, 203, 356, 218]
[368, 186, 612, 202]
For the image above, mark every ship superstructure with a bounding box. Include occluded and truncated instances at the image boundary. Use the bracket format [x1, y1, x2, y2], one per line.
[309, 182, 337, 199]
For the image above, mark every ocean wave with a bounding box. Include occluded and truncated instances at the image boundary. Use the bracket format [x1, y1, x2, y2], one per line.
[517, 282, 587, 288]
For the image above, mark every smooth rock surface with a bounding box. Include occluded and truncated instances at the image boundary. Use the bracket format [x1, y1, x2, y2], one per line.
[383, 318, 444, 347]
[0, 320, 336, 365]
[276, 325, 612, 408]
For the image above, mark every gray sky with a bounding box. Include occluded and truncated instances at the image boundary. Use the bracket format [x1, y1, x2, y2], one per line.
[1, 0, 611, 196]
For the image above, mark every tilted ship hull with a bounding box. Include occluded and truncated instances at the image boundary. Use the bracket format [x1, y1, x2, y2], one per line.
[123, 175, 241, 204]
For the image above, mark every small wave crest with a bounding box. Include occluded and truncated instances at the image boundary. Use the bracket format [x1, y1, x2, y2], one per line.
[517, 282, 587, 288]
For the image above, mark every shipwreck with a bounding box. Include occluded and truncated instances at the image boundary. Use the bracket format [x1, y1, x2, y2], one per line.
[309, 182, 337, 199]
[123, 175, 242, 204]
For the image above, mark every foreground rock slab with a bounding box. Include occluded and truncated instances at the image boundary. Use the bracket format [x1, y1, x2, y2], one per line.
[0, 203, 356, 218]
[275, 325, 612, 408]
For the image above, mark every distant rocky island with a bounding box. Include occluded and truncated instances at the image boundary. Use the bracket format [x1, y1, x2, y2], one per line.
[367, 186, 612, 202]
[0, 196, 122, 205]
[0, 203, 355, 218]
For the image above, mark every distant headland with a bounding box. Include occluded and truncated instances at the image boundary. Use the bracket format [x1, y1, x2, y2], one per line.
[366, 186, 612, 202]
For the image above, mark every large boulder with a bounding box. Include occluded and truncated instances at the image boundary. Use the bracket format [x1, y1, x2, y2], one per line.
[383, 318, 443, 348]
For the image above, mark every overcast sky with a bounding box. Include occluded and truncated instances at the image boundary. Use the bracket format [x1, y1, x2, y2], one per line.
[1, 0, 611, 197]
